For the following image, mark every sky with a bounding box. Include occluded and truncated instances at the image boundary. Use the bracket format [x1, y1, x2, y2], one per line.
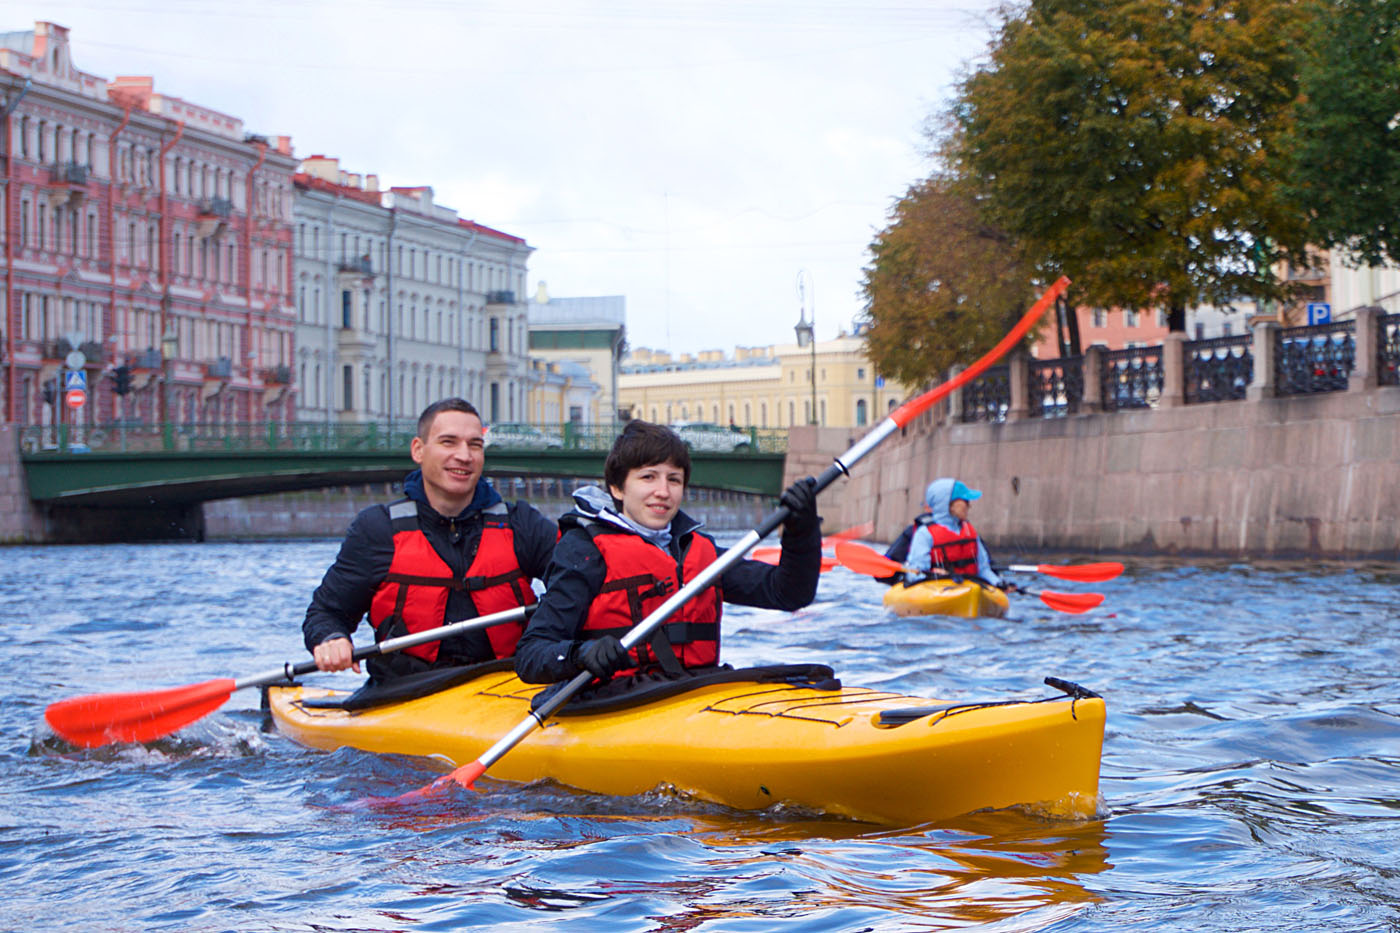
[17, 0, 1006, 355]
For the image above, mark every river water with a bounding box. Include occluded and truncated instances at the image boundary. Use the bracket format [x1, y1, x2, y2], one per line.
[4, 536, 1398, 932]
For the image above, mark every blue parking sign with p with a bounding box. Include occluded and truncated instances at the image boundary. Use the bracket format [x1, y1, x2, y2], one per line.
[65, 370, 87, 391]
[1307, 302, 1331, 325]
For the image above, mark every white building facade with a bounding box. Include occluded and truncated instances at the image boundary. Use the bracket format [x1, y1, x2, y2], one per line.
[293, 156, 534, 425]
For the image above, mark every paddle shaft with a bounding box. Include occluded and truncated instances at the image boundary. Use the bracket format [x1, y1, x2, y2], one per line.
[449, 277, 1071, 787]
[234, 604, 534, 690]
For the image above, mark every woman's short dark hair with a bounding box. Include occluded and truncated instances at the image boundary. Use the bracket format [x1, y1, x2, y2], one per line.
[417, 398, 481, 439]
[604, 420, 691, 490]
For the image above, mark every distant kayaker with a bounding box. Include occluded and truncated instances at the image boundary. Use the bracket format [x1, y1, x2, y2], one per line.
[302, 398, 557, 683]
[903, 478, 1012, 590]
[513, 419, 822, 689]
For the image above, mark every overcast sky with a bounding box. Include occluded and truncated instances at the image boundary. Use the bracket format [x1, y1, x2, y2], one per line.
[22, 0, 1004, 355]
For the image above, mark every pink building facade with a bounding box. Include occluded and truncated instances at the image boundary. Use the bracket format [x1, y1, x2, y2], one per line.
[0, 22, 297, 434]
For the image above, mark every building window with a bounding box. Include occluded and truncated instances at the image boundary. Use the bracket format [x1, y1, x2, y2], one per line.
[1092, 308, 1106, 327]
[341, 290, 352, 328]
[489, 317, 499, 352]
[343, 365, 354, 411]
[856, 399, 868, 426]
[1124, 309, 1139, 327]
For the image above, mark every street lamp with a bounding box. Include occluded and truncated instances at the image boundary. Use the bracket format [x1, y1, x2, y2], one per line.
[794, 270, 817, 425]
[161, 324, 179, 448]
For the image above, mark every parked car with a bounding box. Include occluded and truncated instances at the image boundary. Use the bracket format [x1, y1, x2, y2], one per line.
[483, 423, 563, 449]
[670, 421, 752, 452]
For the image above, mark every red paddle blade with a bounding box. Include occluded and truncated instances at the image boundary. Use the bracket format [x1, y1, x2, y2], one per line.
[1036, 562, 1124, 583]
[822, 521, 875, 546]
[750, 547, 836, 571]
[834, 541, 904, 577]
[1037, 590, 1104, 614]
[44, 678, 236, 748]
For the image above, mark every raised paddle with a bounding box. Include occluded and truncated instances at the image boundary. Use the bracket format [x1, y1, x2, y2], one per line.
[832, 541, 1103, 615]
[752, 521, 877, 567]
[1002, 561, 1124, 583]
[748, 546, 838, 571]
[44, 604, 537, 748]
[392, 275, 1072, 801]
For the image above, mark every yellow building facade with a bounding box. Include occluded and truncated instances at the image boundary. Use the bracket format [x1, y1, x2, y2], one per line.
[618, 333, 908, 430]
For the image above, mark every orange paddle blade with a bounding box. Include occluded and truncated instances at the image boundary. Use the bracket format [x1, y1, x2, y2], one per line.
[1009, 561, 1124, 582]
[834, 541, 904, 576]
[1036, 590, 1105, 614]
[750, 547, 836, 571]
[822, 521, 875, 546]
[44, 678, 236, 748]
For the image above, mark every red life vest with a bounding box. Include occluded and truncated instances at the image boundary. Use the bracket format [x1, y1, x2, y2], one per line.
[369, 500, 535, 662]
[580, 526, 722, 675]
[925, 518, 981, 577]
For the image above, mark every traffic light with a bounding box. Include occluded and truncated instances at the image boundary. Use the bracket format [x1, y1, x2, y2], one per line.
[113, 365, 133, 396]
[41, 377, 57, 406]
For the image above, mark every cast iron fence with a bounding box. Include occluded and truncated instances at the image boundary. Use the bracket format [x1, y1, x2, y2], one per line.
[1100, 345, 1163, 411]
[1275, 320, 1355, 395]
[1185, 334, 1253, 403]
[1029, 356, 1083, 418]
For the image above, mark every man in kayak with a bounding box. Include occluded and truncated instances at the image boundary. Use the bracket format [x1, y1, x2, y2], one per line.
[302, 398, 557, 683]
[902, 478, 1012, 590]
[514, 420, 822, 688]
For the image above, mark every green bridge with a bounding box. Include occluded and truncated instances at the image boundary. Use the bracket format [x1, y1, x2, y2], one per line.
[19, 422, 789, 541]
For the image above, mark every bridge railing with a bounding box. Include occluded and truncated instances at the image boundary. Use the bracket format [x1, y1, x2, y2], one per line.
[19, 421, 790, 456]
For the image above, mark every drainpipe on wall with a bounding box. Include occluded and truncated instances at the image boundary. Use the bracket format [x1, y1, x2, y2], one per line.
[2, 76, 33, 422]
[385, 208, 396, 426]
[323, 193, 335, 425]
[244, 140, 266, 422]
[457, 228, 475, 402]
[105, 101, 133, 422]
[157, 119, 185, 428]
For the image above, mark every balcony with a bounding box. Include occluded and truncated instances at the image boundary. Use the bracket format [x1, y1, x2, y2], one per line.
[43, 338, 74, 362]
[260, 364, 293, 385]
[338, 255, 374, 276]
[130, 348, 162, 370]
[48, 162, 88, 205]
[78, 341, 104, 366]
[205, 356, 233, 380]
[486, 290, 516, 305]
[196, 198, 233, 239]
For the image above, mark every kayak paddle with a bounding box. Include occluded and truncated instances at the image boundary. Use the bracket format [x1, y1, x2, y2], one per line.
[748, 546, 838, 571]
[44, 604, 536, 749]
[390, 275, 1071, 802]
[822, 521, 875, 546]
[833, 541, 1102, 615]
[1003, 561, 1124, 583]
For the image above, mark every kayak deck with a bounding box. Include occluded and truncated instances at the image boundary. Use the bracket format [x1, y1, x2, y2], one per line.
[267, 668, 1104, 826]
[882, 578, 1011, 618]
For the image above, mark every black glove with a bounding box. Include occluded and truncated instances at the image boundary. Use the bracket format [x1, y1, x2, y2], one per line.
[575, 636, 630, 681]
[779, 476, 820, 537]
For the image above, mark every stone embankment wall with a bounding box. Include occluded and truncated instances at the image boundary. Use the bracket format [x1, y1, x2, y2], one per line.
[0, 424, 43, 544]
[785, 375, 1400, 561]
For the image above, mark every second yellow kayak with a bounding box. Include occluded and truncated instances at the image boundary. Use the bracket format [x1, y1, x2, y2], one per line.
[883, 578, 1011, 618]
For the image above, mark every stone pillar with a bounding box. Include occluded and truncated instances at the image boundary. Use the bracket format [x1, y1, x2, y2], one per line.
[1007, 352, 1030, 422]
[1159, 332, 1186, 408]
[1080, 345, 1104, 413]
[1246, 320, 1278, 402]
[1348, 305, 1381, 392]
[945, 364, 965, 425]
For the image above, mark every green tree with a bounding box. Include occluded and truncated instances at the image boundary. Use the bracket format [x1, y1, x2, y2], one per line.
[860, 175, 1038, 385]
[950, 0, 1316, 331]
[1284, 0, 1400, 267]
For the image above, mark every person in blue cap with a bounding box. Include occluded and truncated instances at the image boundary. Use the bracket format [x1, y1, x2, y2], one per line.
[902, 477, 1010, 588]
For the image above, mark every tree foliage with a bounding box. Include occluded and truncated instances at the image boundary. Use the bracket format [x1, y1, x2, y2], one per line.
[1283, 0, 1400, 267]
[949, 0, 1316, 330]
[860, 176, 1038, 385]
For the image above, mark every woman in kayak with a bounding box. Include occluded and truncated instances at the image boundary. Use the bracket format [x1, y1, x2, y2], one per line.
[903, 478, 1013, 590]
[514, 419, 822, 688]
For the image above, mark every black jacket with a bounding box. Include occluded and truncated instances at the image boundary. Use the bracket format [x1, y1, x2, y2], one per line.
[514, 485, 822, 684]
[302, 470, 557, 681]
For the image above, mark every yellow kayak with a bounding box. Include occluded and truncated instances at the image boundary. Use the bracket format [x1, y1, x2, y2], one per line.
[266, 664, 1104, 826]
[883, 577, 1012, 618]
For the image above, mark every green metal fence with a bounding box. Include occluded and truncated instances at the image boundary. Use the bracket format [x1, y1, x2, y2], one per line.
[19, 421, 789, 456]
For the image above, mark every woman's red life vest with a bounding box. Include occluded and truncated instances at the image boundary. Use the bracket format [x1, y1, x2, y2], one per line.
[580, 526, 722, 675]
[925, 519, 981, 577]
[368, 500, 535, 662]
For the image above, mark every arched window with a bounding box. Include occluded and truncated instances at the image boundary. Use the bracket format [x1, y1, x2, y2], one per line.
[855, 399, 868, 427]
